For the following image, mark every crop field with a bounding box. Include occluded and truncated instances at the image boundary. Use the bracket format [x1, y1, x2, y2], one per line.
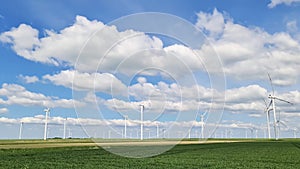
[0, 139, 299, 169]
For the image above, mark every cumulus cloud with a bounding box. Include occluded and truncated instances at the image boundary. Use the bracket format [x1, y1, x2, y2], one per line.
[0, 15, 208, 80]
[43, 70, 127, 95]
[105, 81, 287, 114]
[0, 16, 165, 72]
[196, 8, 226, 37]
[287, 20, 298, 33]
[0, 12, 299, 123]
[0, 108, 8, 113]
[0, 83, 83, 108]
[195, 9, 300, 86]
[286, 20, 300, 41]
[128, 80, 217, 103]
[225, 85, 267, 103]
[1, 12, 299, 86]
[18, 75, 39, 84]
[268, 0, 300, 8]
[0, 16, 105, 66]
[105, 79, 300, 117]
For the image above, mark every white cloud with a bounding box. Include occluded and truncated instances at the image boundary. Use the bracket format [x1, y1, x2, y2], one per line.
[0, 16, 165, 72]
[0, 16, 103, 66]
[287, 20, 298, 33]
[0, 15, 207, 80]
[105, 81, 277, 114]
[225, 85, 267, 103]
[1, 12, 299, 86]
[0, 83, 83, 108]
[131, 80, 217, 100]
[0, 108, 8, 113]
[268, 0, 300, 8]
[0, 12, 299, 125]
[196, 9, 300, 86]
[196, 8, 226, 37]
[18, 75, 39, 84]
[286, 20, 300, 41]
[104, 80, 299, 116]
[43, 70, 127, 95]
[0, 117, 17, 123]
[137, 77, 147, 84]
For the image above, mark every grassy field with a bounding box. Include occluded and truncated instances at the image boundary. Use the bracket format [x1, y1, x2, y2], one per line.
[0, 139, 299, 168]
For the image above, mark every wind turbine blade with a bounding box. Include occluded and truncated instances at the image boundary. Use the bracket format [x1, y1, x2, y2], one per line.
[268, 73, 275, 95]
[267, 100, 273, 110]
[279, 121, 288, 128]
[278, 109, 280, 122]
[203, 110, 208, 116]
[274, 97, 293, 105]
[263, 99, 268, 107]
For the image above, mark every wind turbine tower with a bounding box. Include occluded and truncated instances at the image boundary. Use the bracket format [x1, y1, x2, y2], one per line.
[263, 99, 271, 139]
[200, 112, 207, 139]
[140, 104, 144, 140]
[293, 128, 297, 138]
[19, 121, 23, 139]
[43, 108, 50, 140]
[156, 123, 159, 139]
[63, 118, 67, 139]
[124, 115, 128, 139]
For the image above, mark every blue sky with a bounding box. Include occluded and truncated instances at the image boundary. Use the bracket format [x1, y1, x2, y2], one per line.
[0, 0, 300, 139]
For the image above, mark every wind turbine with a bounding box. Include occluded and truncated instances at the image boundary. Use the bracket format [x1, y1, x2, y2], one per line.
[248, 127, 255, 138]
[292, 128, 298, 138]
[19, 121, 23, 139]
[63, 118, 67, 139]
[266, 74, 293, 140]
[263, 99, 271, 139]
[43, 108, 50, 140]
[156, 123, 159, 139]
[255, 129, 258, 139]
[200, 111, 207, 139]
[124, 115, 128, 139]
[139, 104, 144, 140]
[276, 109, 284, 138]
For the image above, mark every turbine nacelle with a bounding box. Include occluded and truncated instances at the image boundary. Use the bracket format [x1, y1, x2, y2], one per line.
[268, 94, 273, 99]
[44, 108, 50, 113]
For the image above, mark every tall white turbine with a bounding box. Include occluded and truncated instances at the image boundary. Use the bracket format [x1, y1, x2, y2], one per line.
[140, 104, 144, 140]
[156, 123, 159, 139]
[19, 121, 23, 139]
[200, 112, 207, 139]
[293, 128, 297, 138]
[43, 108, 50, 140]
[267, 74, 293, 140]
[267, 109, 271, 139]
[108, 130, 111, 139]
[68, 127, 72, 138]
[124, 115, 128, 139]
[255, 129, 258, 139]
[263, 99, 271, 139]
[249, 128, 254, 138]
[63, 118, 67, 139]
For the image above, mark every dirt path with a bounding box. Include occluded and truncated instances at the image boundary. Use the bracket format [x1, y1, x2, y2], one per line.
[0, 140, 248, 149]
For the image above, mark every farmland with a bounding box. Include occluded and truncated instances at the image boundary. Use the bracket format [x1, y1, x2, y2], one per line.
[0, 139, 299, 168]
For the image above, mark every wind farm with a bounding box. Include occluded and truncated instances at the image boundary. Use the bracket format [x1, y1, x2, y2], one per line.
[0, 86, 298, 167]
[1, 0, 300, 168]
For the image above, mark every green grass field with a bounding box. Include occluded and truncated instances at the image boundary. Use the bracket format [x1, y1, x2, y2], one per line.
[0, 139, 299, 169]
